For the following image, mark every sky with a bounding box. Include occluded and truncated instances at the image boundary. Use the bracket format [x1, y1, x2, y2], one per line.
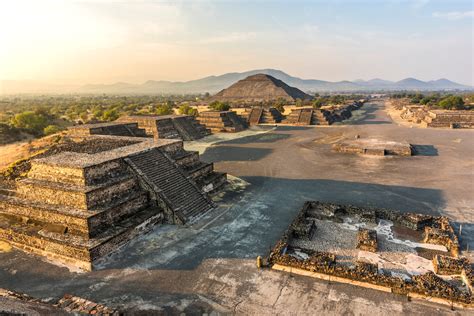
[0, 0, 473, 85]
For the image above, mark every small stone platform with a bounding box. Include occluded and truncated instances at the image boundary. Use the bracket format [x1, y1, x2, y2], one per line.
[332, 139, 413, 156]
[196, 111, 247, 133]
[118, 114, 211, 140]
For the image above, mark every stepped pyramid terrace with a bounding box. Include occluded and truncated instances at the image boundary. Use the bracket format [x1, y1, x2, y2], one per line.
[241, 107, 283, 125]
[283, 101, 364, 126]
[196, 111, 248, 132]
[211, 73, 312, 102]
[0, 133, 226, 271]
[117, 114, 211, 140]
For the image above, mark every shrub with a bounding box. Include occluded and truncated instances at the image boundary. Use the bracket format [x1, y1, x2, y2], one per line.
[155, 104, 174, 116]
[10, 111, 48, 135]
[178, 104, 198, 116]
[208, 101, 230, 111]
[101, 109, 119, 121]
[43, 125, 62, 136]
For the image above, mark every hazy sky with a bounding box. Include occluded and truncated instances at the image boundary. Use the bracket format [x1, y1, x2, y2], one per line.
[1, 0, 473, 85]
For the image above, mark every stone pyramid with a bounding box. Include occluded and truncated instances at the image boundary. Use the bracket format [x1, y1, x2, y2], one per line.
[211, 74, 312, 102]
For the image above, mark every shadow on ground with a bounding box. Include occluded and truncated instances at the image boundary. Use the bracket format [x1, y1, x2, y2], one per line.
[214, 132, 290, 145]
[201, 146, 273, 162]
[412, 144, 439, 156]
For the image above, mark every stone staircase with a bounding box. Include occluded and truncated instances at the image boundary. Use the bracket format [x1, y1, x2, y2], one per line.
[260, 107, 283, 123]
[170, 149, 227, 194]
[154, 117, 181, 139]
[311, 110, 333, 125]
[126, 149, 214, 224]
[0, 136, 225, 270]
[242, 108, 264, 125]
[172, 116, 211, 140]
[283, 108, 313, 125]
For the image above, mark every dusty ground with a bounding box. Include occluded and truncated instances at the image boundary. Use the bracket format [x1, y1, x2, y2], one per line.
[0, 100, 473, 314]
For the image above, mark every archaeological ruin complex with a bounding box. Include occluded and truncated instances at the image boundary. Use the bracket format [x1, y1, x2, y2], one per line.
[268, 201, 473, 307]
[241, 107, 283, 125]
[196, 111, 248, 133]
[0, 130, 226, 270]
[117, 114, 211, 140]
[283, 101, 363, 125]
[398, 105, 474, 128]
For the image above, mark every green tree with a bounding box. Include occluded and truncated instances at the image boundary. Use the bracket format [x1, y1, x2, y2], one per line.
[10, 111, 48, 135]
[155, 104, 174, 116]
[438, 96, 465, 110]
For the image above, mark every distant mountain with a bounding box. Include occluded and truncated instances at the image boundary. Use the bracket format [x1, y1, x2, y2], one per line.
[1, 69, 472, 95]
[211, 74, 313, 102]
[78, 69, 472, 94]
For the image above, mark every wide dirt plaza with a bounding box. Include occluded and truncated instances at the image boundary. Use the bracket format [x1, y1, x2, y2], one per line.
[0, 100, 473, 315]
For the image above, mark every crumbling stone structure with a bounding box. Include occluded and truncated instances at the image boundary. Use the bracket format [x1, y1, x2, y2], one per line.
[267, 201, 472, 306]
[196, 111, 247, 133]
[0, 134, 226, 270]
[399, 105, 474, 129]
[422, 110, 474, 128]
[118, 114, 211, 141]
[67, 122, 147, 137]
[356, 228, 378, 252]
[433, 255, 469, 275]
[332, 139, 413, 156]
[0, 289, 120, 315]
[241, 107, 283, 125]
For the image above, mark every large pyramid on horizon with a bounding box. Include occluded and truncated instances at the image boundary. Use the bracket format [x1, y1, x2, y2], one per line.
[211, 74, 312, 102]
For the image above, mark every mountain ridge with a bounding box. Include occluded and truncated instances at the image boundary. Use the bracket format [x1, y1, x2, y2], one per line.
[1, 69, 472, 95]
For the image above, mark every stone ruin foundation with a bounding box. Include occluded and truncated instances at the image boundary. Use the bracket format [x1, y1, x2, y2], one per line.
[332, 138, 414, 156]
[196, 111, 248, 133]
[117, 114, 211, 141]
[267, 201, 473, 308]
[0, 134, 227, 271]
[399, 105, 474, 129]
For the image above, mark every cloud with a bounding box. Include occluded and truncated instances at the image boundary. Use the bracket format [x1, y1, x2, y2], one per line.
[432, 11, 474, 20]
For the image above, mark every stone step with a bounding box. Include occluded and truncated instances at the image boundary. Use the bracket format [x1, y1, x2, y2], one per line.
[197, 172, 227, 193]
[126, 149, 213, 223]
[16, 175, 140, 210]
[0, 206, 162, 271]
[186, 162, 214, 180]
[0, 191, 150, 238]
[171, 150, 200, 168]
